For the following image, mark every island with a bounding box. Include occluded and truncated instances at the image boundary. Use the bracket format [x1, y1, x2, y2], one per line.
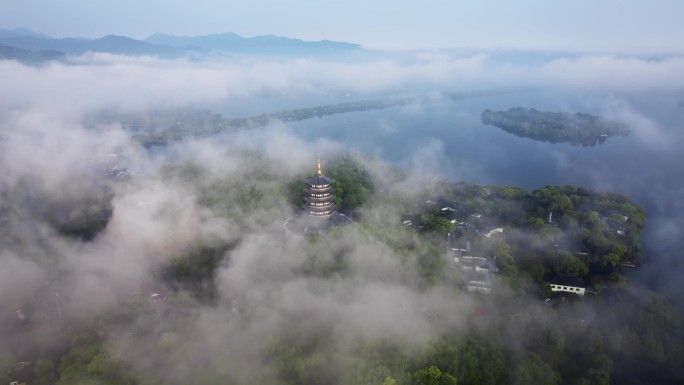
[481, 107, 630, 146]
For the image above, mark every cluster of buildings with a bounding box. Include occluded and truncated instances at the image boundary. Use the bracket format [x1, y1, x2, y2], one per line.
[107, 165, 130, 179]
[97, 154, 130, 180]
[405, 202, 590, 298]
[447, 233, 499, 294]
[402, 202, 505, 294]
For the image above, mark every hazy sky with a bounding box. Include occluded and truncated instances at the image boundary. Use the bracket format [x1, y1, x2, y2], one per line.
[1, 0, 683, 52]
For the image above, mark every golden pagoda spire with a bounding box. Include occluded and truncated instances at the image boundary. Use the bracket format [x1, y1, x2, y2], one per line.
[317, 153, 322, 175]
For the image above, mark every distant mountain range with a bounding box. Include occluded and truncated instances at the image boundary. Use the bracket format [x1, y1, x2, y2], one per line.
[144, 32, 360, 53]
[0, 43, 65, 64]
[0, 27, 362, 62]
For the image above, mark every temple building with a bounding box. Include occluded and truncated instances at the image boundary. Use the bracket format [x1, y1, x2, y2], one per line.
[303, 156, 336, 217]
[284, 155, 352, 235]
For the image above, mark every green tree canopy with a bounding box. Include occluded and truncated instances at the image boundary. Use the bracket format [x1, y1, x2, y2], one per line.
[510, 352, 560, 385]
[457, 340, 503, 385]
[413, 365, 457, 385]
[326, 156, 375, 212]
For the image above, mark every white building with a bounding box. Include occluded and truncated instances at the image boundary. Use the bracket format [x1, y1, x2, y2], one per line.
[548, 276, 586, 296]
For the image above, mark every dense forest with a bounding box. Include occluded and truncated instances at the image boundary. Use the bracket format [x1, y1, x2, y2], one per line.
[1, 154, 682, 385]
[481, 108, 631, 147]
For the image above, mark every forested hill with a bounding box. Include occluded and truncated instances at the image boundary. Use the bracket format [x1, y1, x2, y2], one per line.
[481, 107, 630, 147]
[2, 153, 681, 385]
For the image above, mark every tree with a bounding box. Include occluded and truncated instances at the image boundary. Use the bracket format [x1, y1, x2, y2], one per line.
[412, 365, 457, 385]
[420, 213, 455, 236]
[603, 243, 629, 267]
[553, 251, 588, 277]
[0, 352, 16, 385]
[418, 337, 460, 375]
[493, 242, 517, 276]
[532, 217, 546, 229]
[522, 260, 547, 283]
[496, 186, 529, 200]
[533, 186, 574, 215]
[34, 358, 56, 385]
[575, 368, 610, 385]
[57, 343, 135, 385]
[327, 156, 374, 212]
[510, 352, 560, 385]
[417, 246, 447, 287]
[457, 340, 503, 385]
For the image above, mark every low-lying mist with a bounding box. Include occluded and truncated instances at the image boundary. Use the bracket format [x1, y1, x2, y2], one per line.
[1, 50, 683, 384]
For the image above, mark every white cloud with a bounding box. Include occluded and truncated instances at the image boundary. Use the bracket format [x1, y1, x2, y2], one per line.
[535, 56, 684, 91]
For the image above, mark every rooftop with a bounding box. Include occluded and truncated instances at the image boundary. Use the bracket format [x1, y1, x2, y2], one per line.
[549, 275, 585, 288]
[305, 155, 333, 185]
[306, 173, 333, 186]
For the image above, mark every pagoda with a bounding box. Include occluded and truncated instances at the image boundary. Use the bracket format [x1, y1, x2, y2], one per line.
[303, 156, 336, 218]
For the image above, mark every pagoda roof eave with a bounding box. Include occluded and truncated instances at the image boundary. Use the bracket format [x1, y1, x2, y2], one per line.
[306, 174, 333, 185]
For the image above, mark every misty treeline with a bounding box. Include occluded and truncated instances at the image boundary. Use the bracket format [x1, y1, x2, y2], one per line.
[106, 101, 418, 148]
[1, 150, 682, 385]
[481, 108, 631, 147]
[95, 90, 502, 149]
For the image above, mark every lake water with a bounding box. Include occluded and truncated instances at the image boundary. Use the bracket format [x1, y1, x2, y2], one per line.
[280, 89, 684, 310]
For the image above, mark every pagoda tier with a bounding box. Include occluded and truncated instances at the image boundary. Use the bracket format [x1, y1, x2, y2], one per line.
[303, 157, 336, 217]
